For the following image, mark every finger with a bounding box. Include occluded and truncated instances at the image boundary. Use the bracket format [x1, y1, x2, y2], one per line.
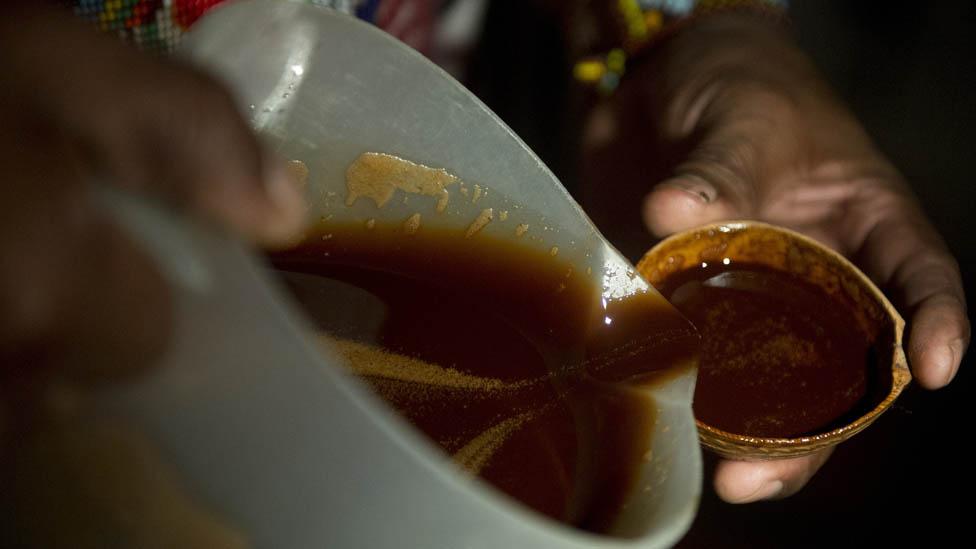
[7, 9, 305, 246]
[906, 288, 969, 389]
[846, 187, 969, 389]
[908, 286, 970, 389]
[713, 448, 833, 504]
[88, 65, 307, 247]
[55, 217, 174, 381]
[0, 128, 172, 382]
[642, 122, 763, 237]
[642, 176, 742, 237]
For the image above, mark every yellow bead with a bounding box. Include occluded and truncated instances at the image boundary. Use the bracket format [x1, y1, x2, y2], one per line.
[645, 10, 664, 32]
[574, 60, 606, 83]
[606, 49, 626, 73]
[618, 0, 641, 17]
[619, 0, 647, 39]
[630, 21, 647, 40]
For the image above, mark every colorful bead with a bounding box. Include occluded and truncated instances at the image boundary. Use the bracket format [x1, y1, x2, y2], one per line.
[66, 0, 356, 53]
[606, 48, 626, 73]
[644, 9, 663, 32]
[599, 72, 621, 94]
[575, 0, 787, 92]
[573, 59, 607, 83]
[618, 0, 648, 43]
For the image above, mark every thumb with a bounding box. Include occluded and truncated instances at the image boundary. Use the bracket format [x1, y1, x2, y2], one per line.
[642, 175, 743, 238]
[642, 133, 762, 238]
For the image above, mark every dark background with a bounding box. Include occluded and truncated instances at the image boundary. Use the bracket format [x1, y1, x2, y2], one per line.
[467, 1, 974, 546]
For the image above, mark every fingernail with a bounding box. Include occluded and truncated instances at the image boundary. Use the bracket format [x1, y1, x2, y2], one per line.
[726, 478, 784, 504]
[661, 177, 716, 203]
[265, 161, 305, 215]
[942, 339, 965, 386]
[261, 161, 307, 244]
[752, 479, 784, 502]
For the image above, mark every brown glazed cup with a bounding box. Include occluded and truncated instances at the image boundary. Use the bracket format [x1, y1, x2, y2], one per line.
[636, 221, 911, 460]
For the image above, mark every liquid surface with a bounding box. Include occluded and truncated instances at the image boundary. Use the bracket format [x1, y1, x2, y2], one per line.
[658, 263, 884, 438]
[270, 226, 697, 534]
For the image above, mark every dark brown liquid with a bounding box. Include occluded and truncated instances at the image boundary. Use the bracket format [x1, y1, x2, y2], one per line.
[269, 225, 697, 534]
[657, 263, 887, 438]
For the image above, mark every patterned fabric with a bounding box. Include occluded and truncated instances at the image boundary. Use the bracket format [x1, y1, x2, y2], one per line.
[575, 0, 789, 93]
[67, 0, 786, 93]
[68, 0, 440, 54]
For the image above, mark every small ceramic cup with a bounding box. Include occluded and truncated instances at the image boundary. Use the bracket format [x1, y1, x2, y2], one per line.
[636, 221, 911, 460]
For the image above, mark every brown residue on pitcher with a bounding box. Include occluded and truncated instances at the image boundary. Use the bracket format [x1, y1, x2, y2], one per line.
[345, 152, 458, 212]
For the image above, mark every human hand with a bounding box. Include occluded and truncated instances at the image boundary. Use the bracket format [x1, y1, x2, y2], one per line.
[635, 14, 970, 503]
[0, 5, 304, 386]
[643, 13, 970, 502]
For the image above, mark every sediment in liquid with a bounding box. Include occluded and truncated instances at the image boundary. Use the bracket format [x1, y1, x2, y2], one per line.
[658, 263, 888, 438]
[271, 225, 698, 534]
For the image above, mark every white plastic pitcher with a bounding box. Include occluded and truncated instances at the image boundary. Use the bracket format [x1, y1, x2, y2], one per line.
[97, 1, 702, 547]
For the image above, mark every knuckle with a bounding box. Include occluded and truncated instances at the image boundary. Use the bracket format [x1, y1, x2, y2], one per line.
[128, 65, 260, 194]
[708, 77, 798, 126]
[176, 73, 259, 163]
[676, 141, 758, 210]
[907, 250, 961, 288]
[178, 71, 245, 129]
[190, 75, 240, 119]
[136, 64, 243, 141]
[897, 259, 964, 308]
